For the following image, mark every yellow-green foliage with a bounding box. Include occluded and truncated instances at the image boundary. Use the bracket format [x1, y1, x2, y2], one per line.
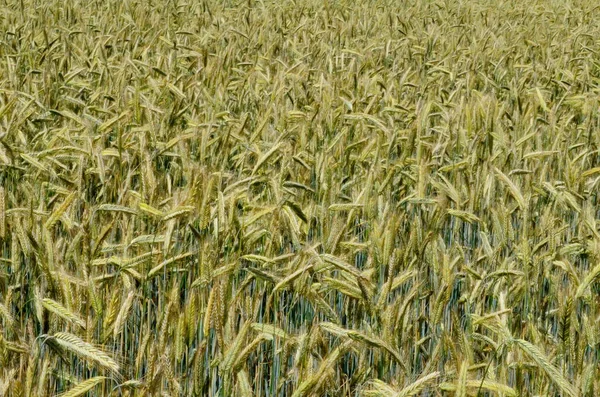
[1, 0, 600, 395]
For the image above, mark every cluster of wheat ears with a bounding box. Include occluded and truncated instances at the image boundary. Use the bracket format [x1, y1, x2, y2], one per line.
[1, 0, 600, 395]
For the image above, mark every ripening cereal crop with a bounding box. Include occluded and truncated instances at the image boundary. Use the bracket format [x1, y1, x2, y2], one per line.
[1, 0, 600, 395]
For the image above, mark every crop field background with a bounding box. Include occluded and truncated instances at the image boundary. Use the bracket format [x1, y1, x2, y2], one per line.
[1, 0, 600, 395]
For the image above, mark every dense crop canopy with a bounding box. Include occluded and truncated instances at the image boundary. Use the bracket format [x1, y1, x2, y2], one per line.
[1, 0, 600, 395]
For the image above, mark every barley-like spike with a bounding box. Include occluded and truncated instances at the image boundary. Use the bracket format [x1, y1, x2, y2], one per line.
[59, 376, 106, 397]
[50, 332, 120, 373]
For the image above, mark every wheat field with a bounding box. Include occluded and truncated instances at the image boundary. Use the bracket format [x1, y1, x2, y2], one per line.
[1, 0, 600, 395]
